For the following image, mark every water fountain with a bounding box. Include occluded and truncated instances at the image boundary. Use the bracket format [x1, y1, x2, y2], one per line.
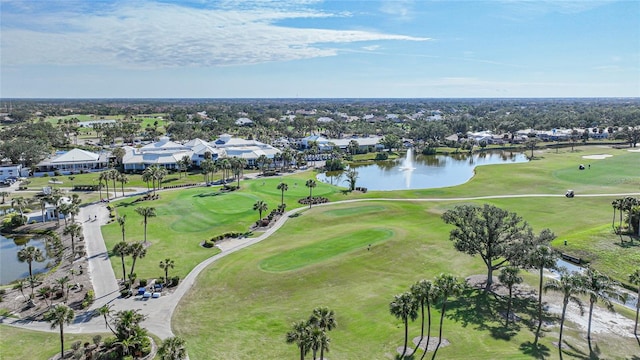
[399, 148, 416, 171]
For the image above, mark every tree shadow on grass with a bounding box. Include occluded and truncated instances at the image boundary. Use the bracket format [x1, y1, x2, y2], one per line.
[519, 341, 550, 359]
[448, 288, 540, 341]
[561, 339, 591, 360]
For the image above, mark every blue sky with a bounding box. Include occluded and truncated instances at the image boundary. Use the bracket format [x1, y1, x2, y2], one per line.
[1, 0, 638, 98]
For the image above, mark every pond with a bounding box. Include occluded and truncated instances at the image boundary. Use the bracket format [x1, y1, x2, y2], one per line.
[0, 234, 52, 285]
[318, 149, 529, 191]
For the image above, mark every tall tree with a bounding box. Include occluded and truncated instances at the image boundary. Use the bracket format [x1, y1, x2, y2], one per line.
[526, 244, 558, 345]
[96, 304, 116, 334]
[389, 291, 419, 359]
[159, 258, 175, 284]
[286, 320, 311, 360]
[442, 204, 529, 291]
[431, 274, 465, 360]
[113, 241, 130, 282]
[17, 245, 44, 296]
[44, 304, 75, 359]
[410, 279, 434, 359]
[305, 179, 317, 209]
[118, 173, 129, 196]
[628, 268, 640, 336]
[344, 169, 359, 191]
[277, 182, 288, 207]
[63, 223, 82, 260]
[128, 242, 147, 278]
[582, 267, 620, 354]
[99, 171, 110, 200]
[117, 214, 127, 242]
[253, 200, 268, 222]
[135, 206, 156, 244]
[498, 266, 523, 326]
[544, 271, 585, 360]
[309, 306, 336, 359]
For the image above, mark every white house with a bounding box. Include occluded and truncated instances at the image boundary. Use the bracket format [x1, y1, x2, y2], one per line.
[36, 148, 109, 174]
[122, 135, 280, 171]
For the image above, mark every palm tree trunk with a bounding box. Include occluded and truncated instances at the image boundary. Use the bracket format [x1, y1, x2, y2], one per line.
[143, 219, 147, 243]
[559, 302, 567, 360]
[401, 318, 408, 358]
[413, 302, 425, 355]
[130, 257, 137, 278]
[59, 324, 65, 359]
[534, 268, 543, 345]
[431, 303, 447, 360]
[300, 345, 304, 360]
[120, 255, 126, 282]
[420, 305, 432, 360]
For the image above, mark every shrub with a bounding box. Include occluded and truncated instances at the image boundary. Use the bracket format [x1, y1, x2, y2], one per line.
[139, 279, 148, 287]
[54, 171, 62, 176]
[71, 340, 82, 351]
[42, 173, 49, 177]
[170, 276, 180, 287]
[81, 290, 95, 309]
[203, 239, 215, 248]
[92, 335, 102, 347]
[324, 158, 345, 171]
[120, 289, 132, 298]
[375, 152, 389, 160]
[73, 349, 83, 360]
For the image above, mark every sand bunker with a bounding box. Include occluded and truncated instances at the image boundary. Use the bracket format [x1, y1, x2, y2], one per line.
[581, 154, 613, 160]
[628, 148, 640, 153]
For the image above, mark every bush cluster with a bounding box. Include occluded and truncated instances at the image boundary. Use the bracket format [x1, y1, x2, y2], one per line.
[81, 290, 95, 309]
[298, 196, 330, 205]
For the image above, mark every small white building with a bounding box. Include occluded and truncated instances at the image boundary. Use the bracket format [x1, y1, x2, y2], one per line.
[0, 164, 29, 181]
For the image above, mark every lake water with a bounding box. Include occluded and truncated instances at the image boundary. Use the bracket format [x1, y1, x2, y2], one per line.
[0, 234, 51, 285]
[318, 150, 529, 191]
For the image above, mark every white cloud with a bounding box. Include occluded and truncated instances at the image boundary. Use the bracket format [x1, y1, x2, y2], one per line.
[379, 0, 415, 21]
[0, 1, 429, 69]
[362, 45, 381, 51]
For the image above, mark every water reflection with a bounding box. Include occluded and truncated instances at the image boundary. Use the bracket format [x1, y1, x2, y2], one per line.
[0, 234, 52, 285]
[318, 150, 528, 191]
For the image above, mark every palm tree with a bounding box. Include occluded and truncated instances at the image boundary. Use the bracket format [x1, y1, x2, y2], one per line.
[307, 325, 325, 360]
[305, 179, 317, 209]
[410, 279, 434, 359]
[628, 268, 640, 335]
[277, 182, 288, 206]
[135, 206, 156, 244]
[309, 306, 336, 359]
[528, 244, 558, 346]
[113, 241, 130, 283]
[158, 336, 187, 360]
[55, 275, 71, 303]
[286, 320, 311, 360]
[253, 200, 268, 222]
[17, 245, 44, 296]
[431, 273, 465, 360]
[97, 304, 116, 335]
[159, 258, 175, 284]
[99, 171, 110, 200]
[544, 270, 585, 360]
[582, 267, 620, 353]
[499, 266, 523, 326]
[38, 286, 53, 308]
[117, 214, 127, 242]
[44, 304, 75, 359]
[389, 291, 419, 359]
[118, 173, 129, 197]
[63, 223, 82, 260]
[128, 242, 147, 278]
[13, 279, 26, 301]
[612, 198, 622, 231]
[0, 191, 9, 204]
[109, 169, 119, 196]
[344, 169, 359, 191]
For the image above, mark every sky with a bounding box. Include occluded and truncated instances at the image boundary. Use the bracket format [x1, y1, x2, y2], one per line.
[1, 0, 639, 98]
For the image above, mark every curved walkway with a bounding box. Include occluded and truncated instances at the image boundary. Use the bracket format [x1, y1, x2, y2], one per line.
[4, 191, 640, 339]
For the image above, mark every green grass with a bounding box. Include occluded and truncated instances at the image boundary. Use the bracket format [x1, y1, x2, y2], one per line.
[173, 200, 639, 359]
[0, 325, 109, 360]
[259, 228, 393, 272]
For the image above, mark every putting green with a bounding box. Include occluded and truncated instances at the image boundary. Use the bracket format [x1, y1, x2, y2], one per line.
[259, 228, 393, 272]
